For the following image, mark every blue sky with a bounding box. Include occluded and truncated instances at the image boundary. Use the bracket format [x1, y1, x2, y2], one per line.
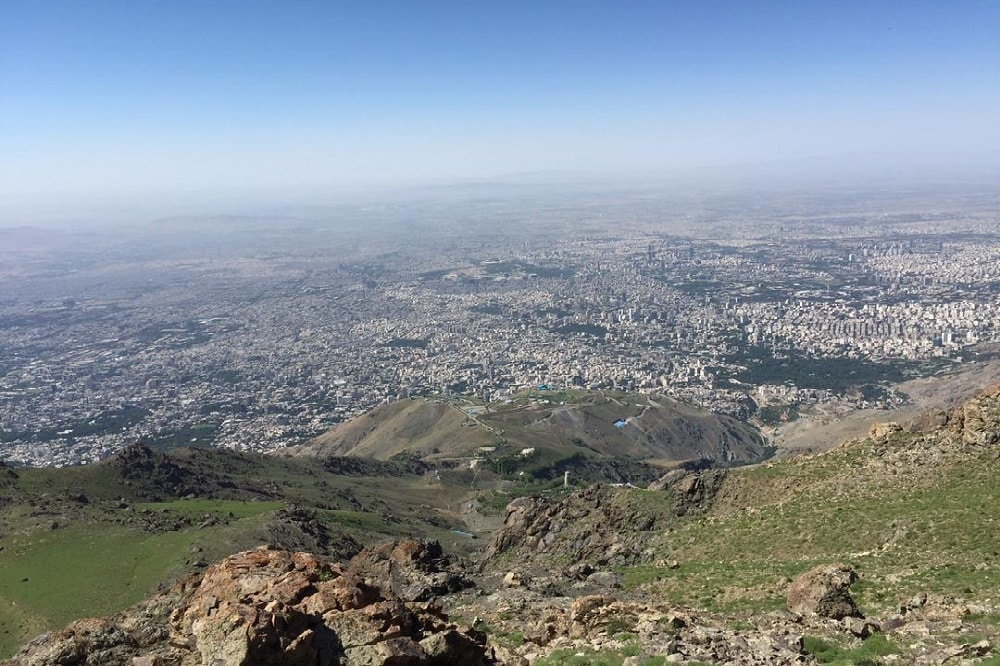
[2, 1, 999, 206]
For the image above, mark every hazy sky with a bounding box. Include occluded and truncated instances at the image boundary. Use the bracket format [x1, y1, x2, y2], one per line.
[2, 0, 999, 206]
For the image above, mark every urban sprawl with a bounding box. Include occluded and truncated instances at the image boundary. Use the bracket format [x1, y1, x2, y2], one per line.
[2, 192, 998, 466]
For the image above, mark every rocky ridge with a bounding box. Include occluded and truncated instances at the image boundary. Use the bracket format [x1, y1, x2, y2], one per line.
[7, 541, 495, 666]
[480, 484, 673, 570]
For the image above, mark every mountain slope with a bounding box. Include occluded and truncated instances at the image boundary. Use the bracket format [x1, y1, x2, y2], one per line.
[4, 386, 998, 664]
[293, 390, 766, 467]
[293, 399, 497, 459]
[471, 383, 1000, 664]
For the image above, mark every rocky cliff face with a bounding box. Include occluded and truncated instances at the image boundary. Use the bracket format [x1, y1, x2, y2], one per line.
[950, 381, 1000, 447]
[479, 470, 729, 572]
[480, 484, 674, 570]
[7, 542, 495, 666]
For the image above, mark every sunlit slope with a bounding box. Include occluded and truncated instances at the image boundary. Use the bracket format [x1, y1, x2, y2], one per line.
[622, 385, 1000, 620]
[295, 391, 765, 466]
[298, 399, 497, 459]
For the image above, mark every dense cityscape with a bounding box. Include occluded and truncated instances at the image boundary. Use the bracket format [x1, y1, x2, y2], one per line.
[2, 186, 999, 466]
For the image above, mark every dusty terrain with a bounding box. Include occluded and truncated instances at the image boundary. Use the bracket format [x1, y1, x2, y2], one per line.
[772, 357, 1000, 456]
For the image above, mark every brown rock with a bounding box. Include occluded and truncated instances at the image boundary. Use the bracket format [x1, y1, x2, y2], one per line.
[842, 616, 879, 639]
[786, 564, 862, 619]
[586, 571, 622, 588]
[570, 595, 618, 628]
[948, 383, 1000, 446]
[502, 571, 526, 588]
[869, 421, 903, 443]
[420, 629, 493, 665]
[522, 609, 569, 646]
[8, 545, 497, 666]
[347, 538, 472, 601]
[301, 574, 382, 614]
[343, 636, 426, 665]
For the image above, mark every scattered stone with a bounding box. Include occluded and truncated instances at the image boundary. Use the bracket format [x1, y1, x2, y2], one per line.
[901, 591, 928, 614]
[566, 562, 595, 579]
[842, 616, 879, 639]
[502, 571, 526, 588]
[586, 571, 622, 588]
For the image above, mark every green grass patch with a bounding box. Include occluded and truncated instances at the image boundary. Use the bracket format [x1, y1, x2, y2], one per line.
[621, 559, 810, 613]
[476, 482, 575, 514]
[139, 422, 220, 449]
[802, 633, 901, 665]
[473, 620, 525, 649]
[0, 524, 202, 658]
[320, 509, 389, 533]
[134, 498, 284, 519]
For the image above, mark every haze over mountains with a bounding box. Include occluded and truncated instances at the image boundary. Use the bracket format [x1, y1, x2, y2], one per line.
[4, 181, 999, 469]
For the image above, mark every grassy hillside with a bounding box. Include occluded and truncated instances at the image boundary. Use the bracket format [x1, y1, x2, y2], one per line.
[0, 446, 482, 658]
[296, 390, 765, 469]
[0, 516, 265, 654]
[613, 424, 1000, 650]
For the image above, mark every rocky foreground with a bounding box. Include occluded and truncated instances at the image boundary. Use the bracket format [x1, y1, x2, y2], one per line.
[8, 538, 995, 665]
[7, 540, 496, 666]
[6, 385, 1000, 665]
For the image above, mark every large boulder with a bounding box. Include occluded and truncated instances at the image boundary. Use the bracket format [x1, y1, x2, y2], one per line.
[786, 563, 862, 620]
[346, 538, 473, 601]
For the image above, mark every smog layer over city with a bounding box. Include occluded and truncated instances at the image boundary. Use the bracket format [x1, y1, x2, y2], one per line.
[3, 180, 1000, 467]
